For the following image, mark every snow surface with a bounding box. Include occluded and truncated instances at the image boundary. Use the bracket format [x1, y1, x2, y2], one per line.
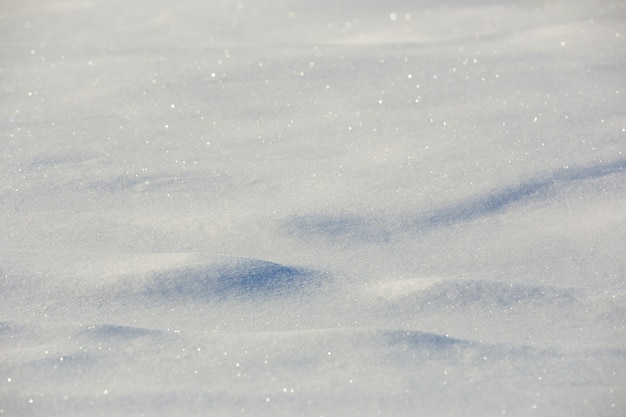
[1, 0, 625, 416]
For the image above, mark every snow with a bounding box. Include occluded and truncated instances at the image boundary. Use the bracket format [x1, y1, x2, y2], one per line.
[1, 0, 625, 416]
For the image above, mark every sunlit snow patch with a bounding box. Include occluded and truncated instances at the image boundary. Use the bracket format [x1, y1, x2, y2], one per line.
[368, 277, 445, 300]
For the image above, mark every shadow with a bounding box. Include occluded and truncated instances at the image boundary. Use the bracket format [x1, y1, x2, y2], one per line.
[141, 258, 320, 301]
[286, 158, 626, 242]
[382, 328, 550, 363]
[0, 321, 21, 335]
[81, 324, 163, 340]
[384, 329, 463, 351]
[409, 279, 581, 309]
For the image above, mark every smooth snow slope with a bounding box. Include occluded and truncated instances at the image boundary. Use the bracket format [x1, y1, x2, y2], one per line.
[1, 0, 625, 416]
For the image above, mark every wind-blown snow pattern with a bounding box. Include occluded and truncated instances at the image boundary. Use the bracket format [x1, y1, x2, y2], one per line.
[1, 0, 625, 416]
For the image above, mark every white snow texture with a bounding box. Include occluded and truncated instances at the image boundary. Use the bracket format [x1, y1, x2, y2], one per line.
[1, 0, 625, 416]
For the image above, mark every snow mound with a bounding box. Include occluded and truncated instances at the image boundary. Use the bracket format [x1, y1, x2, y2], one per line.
[416, 279, 581, 309]
[367, 278, 581, 309]
[139, 258, 323, 301]
[286, 158, 626, 242]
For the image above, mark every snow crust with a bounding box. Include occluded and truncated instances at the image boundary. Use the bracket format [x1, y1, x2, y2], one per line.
[1, 0, 625, 415]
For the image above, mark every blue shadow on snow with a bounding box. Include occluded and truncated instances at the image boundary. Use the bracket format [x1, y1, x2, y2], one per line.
[286, 158, 626, 242]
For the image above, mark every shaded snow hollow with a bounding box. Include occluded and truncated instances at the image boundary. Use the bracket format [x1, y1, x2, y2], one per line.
[1, 0, 625, 416]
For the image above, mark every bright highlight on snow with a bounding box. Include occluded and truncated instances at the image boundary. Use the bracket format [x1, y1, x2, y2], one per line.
[1, 0, 625, 416]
